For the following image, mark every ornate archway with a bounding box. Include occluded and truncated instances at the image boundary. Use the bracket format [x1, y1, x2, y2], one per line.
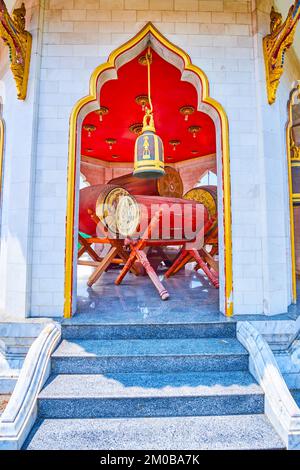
[64, 23, 233, 318]
[286, 81, 300, 304]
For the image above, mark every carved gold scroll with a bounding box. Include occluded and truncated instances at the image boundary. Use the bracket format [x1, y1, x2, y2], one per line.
[263, 2, 300, 105]
[0, 1, 32, 100]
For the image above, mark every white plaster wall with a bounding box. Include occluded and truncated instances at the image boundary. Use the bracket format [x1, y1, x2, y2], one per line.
[0, 0, 298, 317]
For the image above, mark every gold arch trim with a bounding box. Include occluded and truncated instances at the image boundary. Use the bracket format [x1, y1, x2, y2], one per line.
[64, 22, 233, 318]
[286, 83, 300, 303]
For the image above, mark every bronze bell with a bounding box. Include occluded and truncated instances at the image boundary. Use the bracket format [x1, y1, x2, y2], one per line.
[133, 109, 165, 179]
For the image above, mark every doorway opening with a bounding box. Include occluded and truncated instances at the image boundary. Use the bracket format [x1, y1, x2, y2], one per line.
[65, 23, 232, 319]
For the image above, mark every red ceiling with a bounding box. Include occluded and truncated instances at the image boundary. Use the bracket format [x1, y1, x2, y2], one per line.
[81, 49, 216, 163]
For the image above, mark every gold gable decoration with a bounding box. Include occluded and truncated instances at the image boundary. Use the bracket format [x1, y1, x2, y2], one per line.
[0, 1, 32, 100]
[263, 2, 300, 105]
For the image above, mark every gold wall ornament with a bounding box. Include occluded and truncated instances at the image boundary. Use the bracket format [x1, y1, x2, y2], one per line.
[188, 125, 201, 138]
[135, 95, 149, 111]
[83, 124, 96, 137]
[138, 54, 152, 66]
[0, 1, 32, 100]
[169, 139, 180, 151]
[105, 138, 116, 150]
[94, 106, 109, 122]
[263, 2, 300, 105]
[129, 122, 143, 135]
[179, 105, 195, 121]
[291, 135, 300, 160]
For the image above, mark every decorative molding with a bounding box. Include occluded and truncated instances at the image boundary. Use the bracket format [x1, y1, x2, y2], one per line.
[0, 1, 32, 100]
[0, 323, 61, 450]
[237, 321, 300, 450]
[263, 2, 300, 105]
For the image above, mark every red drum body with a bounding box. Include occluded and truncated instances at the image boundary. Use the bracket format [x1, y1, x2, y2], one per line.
[79, 185, 209, 244]
[108, 166, 184, 198]
[183, 185, 218, 242]
[79, 184, 130, 237]
[115, 194, 209, 242]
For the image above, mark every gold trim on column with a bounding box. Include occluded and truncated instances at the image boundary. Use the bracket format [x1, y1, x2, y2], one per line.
[286, 83, 300, 304]
[64, 22, 233, 318]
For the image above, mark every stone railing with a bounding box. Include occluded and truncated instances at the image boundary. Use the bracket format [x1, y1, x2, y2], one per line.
[237, 321, 300, 450]
[0, 322, 61, 450]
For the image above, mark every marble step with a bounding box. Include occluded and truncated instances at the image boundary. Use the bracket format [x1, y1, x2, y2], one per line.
[38, 371, 264, 419]
[52, 337, 248, 374]
[23, 414, 285, 450]
[61, 321, 236, 340]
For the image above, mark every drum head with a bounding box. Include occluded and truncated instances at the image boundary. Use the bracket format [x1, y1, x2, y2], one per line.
[96, 186, 130, 236]
[157, 166, 184, 198]
[115, 194, 140, 237]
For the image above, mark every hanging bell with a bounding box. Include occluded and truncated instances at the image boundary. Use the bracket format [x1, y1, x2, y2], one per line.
[133, 109, 165, 179]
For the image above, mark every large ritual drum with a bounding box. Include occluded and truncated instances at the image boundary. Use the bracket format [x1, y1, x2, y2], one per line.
[108, 166, 184, 198]
[114, 194, 209, 241]
[79, 184, 130, 237]
[183, 185, 218, 241]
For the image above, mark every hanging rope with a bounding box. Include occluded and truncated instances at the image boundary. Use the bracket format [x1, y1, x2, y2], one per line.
[146, 46, 153, 113]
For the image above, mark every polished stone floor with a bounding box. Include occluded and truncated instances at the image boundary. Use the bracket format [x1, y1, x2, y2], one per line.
[287, 277, 300, 319]
[75, 263, 223, 324]
[72, 265, 300, 325]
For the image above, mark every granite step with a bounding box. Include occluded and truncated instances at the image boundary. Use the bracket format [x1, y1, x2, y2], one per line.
[23, 414, 285, 450]
[52, 337, 248, 374]
[61, 321, 236, 340]
[38, 370, 263, 418]
[291, 389, 300, 407]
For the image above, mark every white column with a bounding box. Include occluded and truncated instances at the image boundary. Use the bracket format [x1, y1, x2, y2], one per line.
[252, 0, 292, 314]
[0, 0, 44, 319]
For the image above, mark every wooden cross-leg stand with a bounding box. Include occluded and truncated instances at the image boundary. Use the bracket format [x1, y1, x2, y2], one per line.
[115, 212, 170, 300]
[83, 210, 140, 288]
[190, 248, 219, 288]
[164, 248, 192, 278]
[87, 239, 139, 287]
[88, 244, 120, 287]
[78, 234, 102, 262]
[196, 247, 219, 274]
[165, 247, 219, 288]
